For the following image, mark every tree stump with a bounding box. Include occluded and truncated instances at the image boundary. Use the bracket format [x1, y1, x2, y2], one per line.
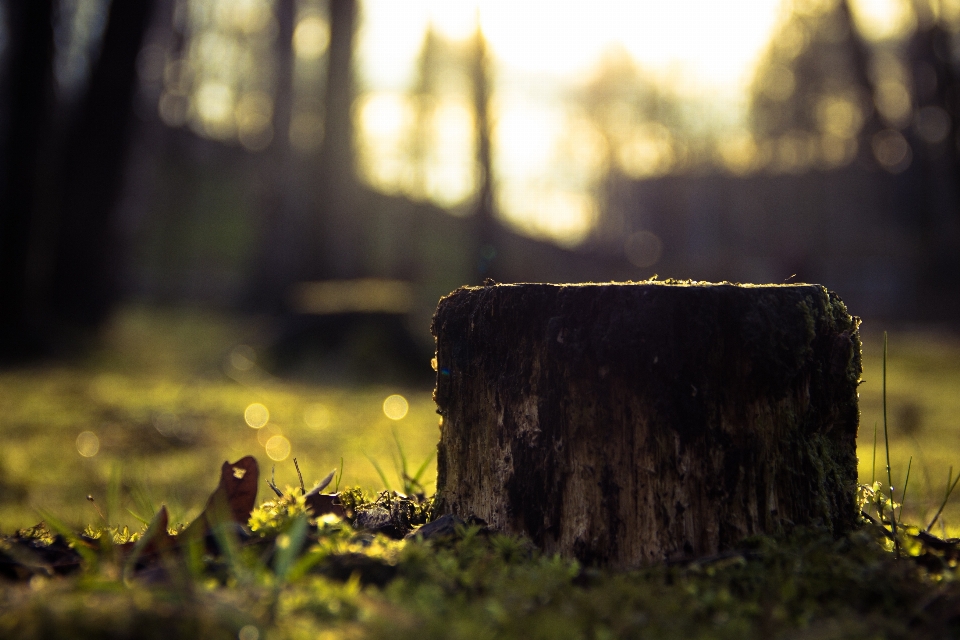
[431, 282, 861, 568]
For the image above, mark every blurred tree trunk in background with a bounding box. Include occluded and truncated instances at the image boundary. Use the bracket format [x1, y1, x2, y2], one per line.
[315, 0, 361, 280]
[0, 0, 156, 361]
[903, 15, 960, 315]
[246, 0, 299, 312]
[0, 0, 57, 362]
[470, 25, 497, 282]
[50, 0, 158, 333]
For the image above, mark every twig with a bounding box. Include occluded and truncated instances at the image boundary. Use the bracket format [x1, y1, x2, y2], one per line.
[293, 458, 305, 494]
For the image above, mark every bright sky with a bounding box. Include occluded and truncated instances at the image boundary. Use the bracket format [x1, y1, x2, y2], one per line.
[358, 0, 784, 92]
[353, 0, 913, 244]
[358, 0, 910, 91]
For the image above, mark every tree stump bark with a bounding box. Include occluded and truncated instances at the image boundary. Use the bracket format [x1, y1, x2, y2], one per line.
[431, 282, 861, 568]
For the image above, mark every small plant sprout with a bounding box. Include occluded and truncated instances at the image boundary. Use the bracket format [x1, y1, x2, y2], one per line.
[86, 495, 106, 523]
[365, 432, 435, 496]
[267, 466, 283, 498]
[391, 427, 433, 496]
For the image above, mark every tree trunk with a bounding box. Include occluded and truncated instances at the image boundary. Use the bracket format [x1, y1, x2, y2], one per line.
[431, 282, 861, 567]
[0, 0, 56, 361]
[50, 0, 157, 330]
[315, 0, 362, 280]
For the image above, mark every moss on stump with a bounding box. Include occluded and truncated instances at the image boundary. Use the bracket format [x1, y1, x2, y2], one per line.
[431, 282, 861, 568]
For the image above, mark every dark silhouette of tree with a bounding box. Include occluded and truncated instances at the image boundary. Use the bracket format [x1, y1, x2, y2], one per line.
[470, 25, 497, 281]
[406, 26, 441, 199]
[245, 0, 300, 311]
[0, 0, 57, 361]
[248, 0, 364, 305]
[49, 0, 158, 334]
[313, 0, 361, 280]
[898, 2, 960, 310]
[0, 0, 154, 359]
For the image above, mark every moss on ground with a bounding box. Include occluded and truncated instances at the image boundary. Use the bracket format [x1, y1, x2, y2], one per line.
[3, 494, 960, 640]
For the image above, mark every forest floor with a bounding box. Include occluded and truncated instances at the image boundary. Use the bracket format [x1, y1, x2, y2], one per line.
[0, 306, 959, 638]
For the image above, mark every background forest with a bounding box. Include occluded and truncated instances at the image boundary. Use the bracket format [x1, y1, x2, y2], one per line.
[1, 0, 960, 530]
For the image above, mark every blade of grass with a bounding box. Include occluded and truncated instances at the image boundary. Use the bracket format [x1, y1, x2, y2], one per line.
[273, 513, 309, 582]
[126, 509, 150, 526]
[107, 462, 123, 525]
[872, 421, 878, 485]
[882, 332, 899, 556]
[926, 466, 960, 532]
[411, 451, 435, 487]
[334, 457, 344, 493]
[128, 479, 158, 525]
[182, 528, 206, 580]
[209, 513, 246, 584]
[392, 427, 409, 493]
[364, 452, 392, 492]
[900, 456, 912, 520]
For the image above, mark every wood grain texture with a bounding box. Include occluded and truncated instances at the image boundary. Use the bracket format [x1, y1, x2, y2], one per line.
[431, 282, 861, 567]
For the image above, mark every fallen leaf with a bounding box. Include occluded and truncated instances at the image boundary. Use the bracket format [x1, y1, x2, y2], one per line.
[181, 456, 259, 540]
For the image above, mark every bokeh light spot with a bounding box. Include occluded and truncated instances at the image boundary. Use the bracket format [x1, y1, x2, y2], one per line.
[76, 431, 100, 458]
[816, 95, 862, 140]
[257, 423, 282, 446]
[195, 82, 234, 128]
[153, 411, 178, 437]
[383, 394, 409, 420]
[265, 435, 291, 461]
[293, 15, 330, 59]
[304, 403, 331, 430]
[872, 129, 911, 173]
[624, 230, 663, 268]
[760, 64, 795, 101]
[917, 106, 951, 145]
[874, 80, 911, 126]
[245, 403, 269, 428]
[238, 625, 260, 640]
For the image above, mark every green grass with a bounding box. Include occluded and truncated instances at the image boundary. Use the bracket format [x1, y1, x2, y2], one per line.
[3, 310, 957, 536]
[3, 307, 960, 638]
[0, 305, 438, 532]
[856, 329, 960, 535]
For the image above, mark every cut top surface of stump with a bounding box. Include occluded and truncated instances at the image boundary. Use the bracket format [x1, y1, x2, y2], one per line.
[432, 281, 861, 422]
[431, 281, 861, 567]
